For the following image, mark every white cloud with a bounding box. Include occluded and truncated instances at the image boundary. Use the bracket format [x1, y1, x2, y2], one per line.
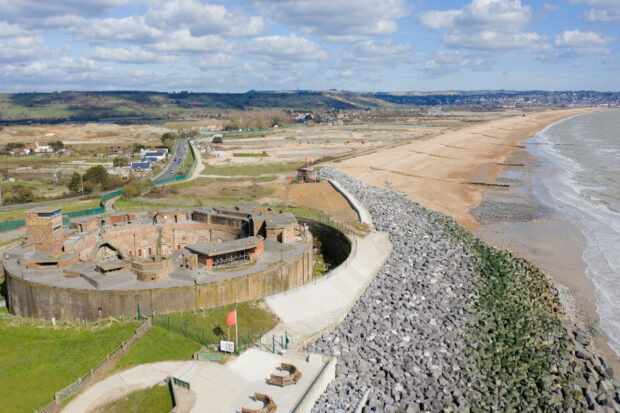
[146, 0, 267, 37]
[92, 46, 180, 63]
[73, 16, 163, 44]
[421, 0, 545, 52]
[421, 0, 531, 33]
[0, 21, 27, 37]
[254, 0, 408, 37]
[555, 30, 612, 56]
[574, 0, 620, 22]
[422, 50, 490, 76]
[198, 53, 238, 70]
[544, 4, 559, 12]
[151, 30, 231, 53]
[0, 0, 130, 19]
[0, 35, 48, 63]
[245, 34, 326, 62]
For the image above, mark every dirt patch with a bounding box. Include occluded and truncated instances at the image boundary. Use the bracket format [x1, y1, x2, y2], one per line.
[275, 182, 358, 224]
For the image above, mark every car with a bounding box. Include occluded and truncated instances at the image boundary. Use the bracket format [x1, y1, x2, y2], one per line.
[169, 169, 174, 174]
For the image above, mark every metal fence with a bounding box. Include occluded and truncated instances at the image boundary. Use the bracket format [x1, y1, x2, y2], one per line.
[36, 319, 152, 413]
[151, 312, 259, 354]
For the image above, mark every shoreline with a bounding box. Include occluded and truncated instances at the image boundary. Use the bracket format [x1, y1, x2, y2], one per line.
[332, 107, 618, 377]
[471, 112, 620, 378]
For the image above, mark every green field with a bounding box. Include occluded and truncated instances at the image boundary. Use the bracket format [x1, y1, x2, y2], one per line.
[91, 384, 173, 413]
[201, 161, 303, 177]
[151, 301, 278, 350]
[233, 152, 269, 157]
[0, 198, 101, 222]
[114, 326, 201, 372]
[0, 319, 140, 413]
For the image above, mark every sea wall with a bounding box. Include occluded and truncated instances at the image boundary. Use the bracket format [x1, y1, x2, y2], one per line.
[6, 246, 312, 321]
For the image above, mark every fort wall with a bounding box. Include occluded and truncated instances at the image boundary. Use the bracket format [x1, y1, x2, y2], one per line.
[6, 247, 312, 321]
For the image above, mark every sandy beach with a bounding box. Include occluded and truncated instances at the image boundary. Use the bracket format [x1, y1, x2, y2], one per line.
[330, 107, 620, 377]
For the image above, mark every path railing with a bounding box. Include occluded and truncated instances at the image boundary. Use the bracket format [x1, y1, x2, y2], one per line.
[35, 319, 152, 413]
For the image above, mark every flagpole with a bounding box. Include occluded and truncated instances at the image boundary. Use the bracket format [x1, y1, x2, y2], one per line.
[235, 303, 238, 352]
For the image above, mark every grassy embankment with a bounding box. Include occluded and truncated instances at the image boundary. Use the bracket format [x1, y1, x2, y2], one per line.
[201, 161, 303, 177]
[434, 213, 575, 412]
[233, 152, 269, 157]
[0, 299, 278, 413]
[91, 384, 173, 413]
[0, 318, 140, 413]
[0, 198, 101, 222]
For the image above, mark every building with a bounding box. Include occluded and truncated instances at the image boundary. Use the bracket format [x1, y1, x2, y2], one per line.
[24, 206, 64, 252]
[3, 206, 314, 321]
[297, 167, 316, 183]
[131, 161, 152, 172]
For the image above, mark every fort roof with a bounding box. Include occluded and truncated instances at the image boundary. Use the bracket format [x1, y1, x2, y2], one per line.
[27, 206, 62, 214]
[186, 236, 262, 256]
[253, 212, 297, 229]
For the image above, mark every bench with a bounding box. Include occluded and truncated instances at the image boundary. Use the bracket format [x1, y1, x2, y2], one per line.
[241, 392, 277, 413]
[267, 363, 302, 387]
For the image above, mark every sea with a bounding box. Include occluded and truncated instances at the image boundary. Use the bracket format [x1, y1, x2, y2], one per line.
[528, 109, 620, 356]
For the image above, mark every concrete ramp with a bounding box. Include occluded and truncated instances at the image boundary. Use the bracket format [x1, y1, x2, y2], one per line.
[265, 231, 392, 348]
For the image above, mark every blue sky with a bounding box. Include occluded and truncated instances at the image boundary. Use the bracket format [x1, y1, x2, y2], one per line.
[0, 0, 618, 92]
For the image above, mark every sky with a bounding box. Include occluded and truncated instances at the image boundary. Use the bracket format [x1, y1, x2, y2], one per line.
[0, 0, 618, 92]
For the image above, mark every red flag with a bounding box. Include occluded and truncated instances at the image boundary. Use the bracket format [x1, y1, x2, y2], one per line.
[18, 226, 23, 231]
[226, 309, 236, 326]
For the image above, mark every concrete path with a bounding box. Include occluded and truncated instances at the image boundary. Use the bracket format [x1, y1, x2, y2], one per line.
[62, 350, 329, 413]
[264, 231, 392, 349]
[187, 139, 205, 181]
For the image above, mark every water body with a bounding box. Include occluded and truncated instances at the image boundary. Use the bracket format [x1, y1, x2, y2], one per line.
[529, 110, 620, 356]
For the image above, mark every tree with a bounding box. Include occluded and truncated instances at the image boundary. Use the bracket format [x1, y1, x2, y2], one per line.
[122, 179, 142, 198]
[47, 140, 64, 151]
[160, 132, 176, 143]
[68, 172, 82, 193]
[5, 142, 24, 151]
[12, 187, 34, 203]
[132, 143, 146, 153]
[113, 157, 128, 167]
[104, 175, 125, 190]
[187, 129, 200, 138]
[212, 136, 223, 144]
[83, 165, 108, 187]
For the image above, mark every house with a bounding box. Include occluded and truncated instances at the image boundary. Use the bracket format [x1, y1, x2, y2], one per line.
[131, 162, 151, 172]
[56, 148, 71, 156]
[9, 147, 28, 156]
[141, 157, 159, 164]
[25, 142, 53, 153]
[143, 151, 166, 161]
[109, 145, 123, 153]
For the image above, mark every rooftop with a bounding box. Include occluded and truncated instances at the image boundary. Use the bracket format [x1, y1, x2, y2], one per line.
[27, 206, 62, 214]
[186, 236, 262, 256]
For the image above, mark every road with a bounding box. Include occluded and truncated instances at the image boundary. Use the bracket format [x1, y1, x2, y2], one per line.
[154, 138, 187, 180]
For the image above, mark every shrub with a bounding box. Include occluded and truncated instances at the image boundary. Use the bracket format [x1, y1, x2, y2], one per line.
[212, 136, 223, 144]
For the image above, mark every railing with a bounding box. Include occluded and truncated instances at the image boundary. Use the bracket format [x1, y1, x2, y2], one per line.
[36, 319, 152, 413]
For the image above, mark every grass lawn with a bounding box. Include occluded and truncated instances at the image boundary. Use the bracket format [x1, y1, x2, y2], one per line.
[201, 161, 303, 177]
[91, 384, 173, 413]
[0, 198, 101, 222]
[151, 301, 278, 349]
[0, 320, 140, 413]
[114, 197, 189, 212]
[114, 326, 201, 372]
[233, 152, 268, 157]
